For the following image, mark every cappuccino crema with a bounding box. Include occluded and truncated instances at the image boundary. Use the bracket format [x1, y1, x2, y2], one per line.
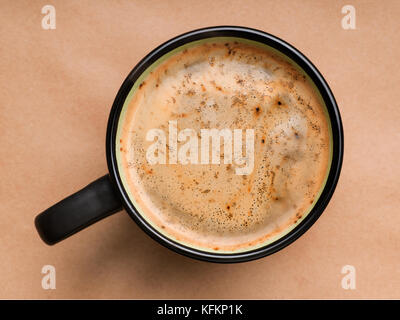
[116, 37, 332, 253]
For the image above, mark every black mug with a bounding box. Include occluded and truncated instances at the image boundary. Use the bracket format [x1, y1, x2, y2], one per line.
[35, 26, 343, 263]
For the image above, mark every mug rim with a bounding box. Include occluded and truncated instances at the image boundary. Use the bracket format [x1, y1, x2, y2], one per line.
[105, 26, 344, 263]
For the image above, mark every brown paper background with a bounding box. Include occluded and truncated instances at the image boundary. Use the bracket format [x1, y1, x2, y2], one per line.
[0, 0, 399, 299]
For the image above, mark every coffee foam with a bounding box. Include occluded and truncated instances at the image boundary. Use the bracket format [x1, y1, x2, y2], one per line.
[116, 38, 332, 253]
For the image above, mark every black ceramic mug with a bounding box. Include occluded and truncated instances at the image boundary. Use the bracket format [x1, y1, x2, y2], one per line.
[35, 26, 343, 263]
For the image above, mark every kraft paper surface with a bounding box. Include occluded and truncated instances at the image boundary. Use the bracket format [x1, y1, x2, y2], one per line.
[0, 0, 399, 299]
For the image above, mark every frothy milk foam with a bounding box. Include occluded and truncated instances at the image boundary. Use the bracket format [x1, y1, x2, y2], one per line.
[116, 37, 332, 253]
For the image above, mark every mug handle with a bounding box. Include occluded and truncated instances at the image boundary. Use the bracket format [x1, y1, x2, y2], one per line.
[35, 175, 122, 245]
